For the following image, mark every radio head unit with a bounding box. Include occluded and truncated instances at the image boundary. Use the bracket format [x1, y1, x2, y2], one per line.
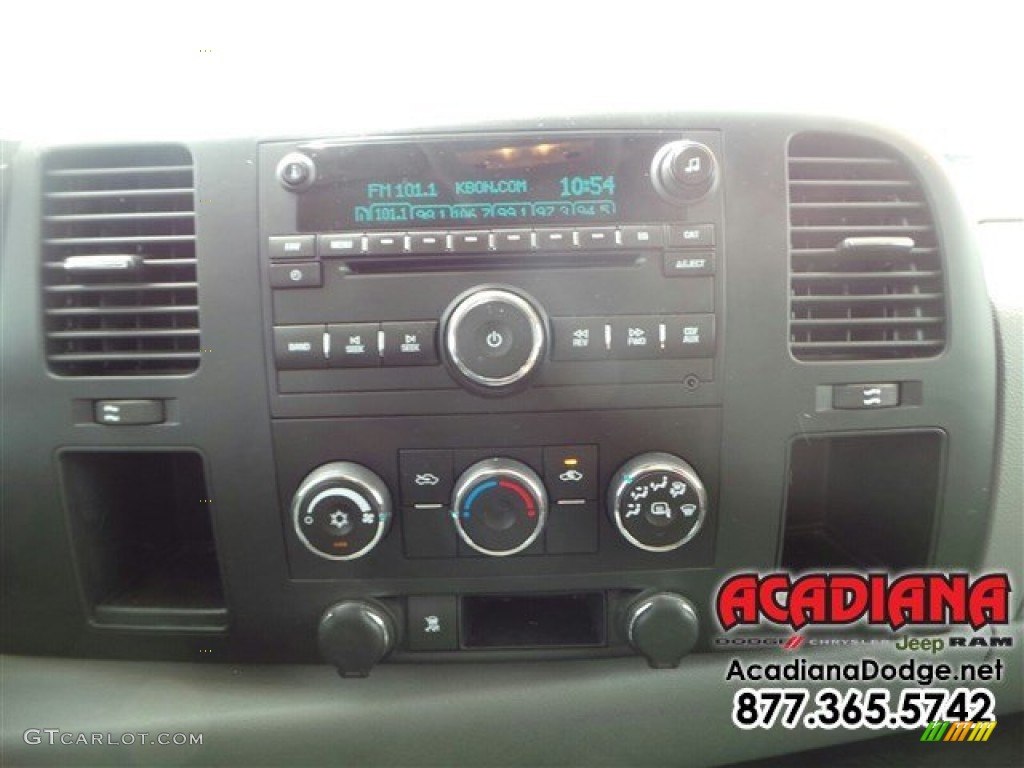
[259, 130, 724, 414]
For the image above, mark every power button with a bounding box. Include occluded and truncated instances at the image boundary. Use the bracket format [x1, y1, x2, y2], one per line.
[443, 288, 548, 395]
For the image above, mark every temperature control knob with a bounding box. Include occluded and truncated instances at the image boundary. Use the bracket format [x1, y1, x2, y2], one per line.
[452, 458, 547, 556]
[608, 452, 707, 552]
[291, 462, 392, 560]
[651, 141, 717, 203]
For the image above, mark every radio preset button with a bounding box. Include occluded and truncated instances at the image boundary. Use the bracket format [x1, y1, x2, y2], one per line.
[609, 317, 662, 359]
[408, 232, 447, 254]
[551, 317, 608, 361]
[381, 321, 438, 366]
[270, 262, 322, 288]
[577, 227, 618, 250]
[328, 323, 381, 367]
[667, 224, 715, 248]
[664, 315, 715, 358]
[664, 251, 715, 277]
[366, 233, 406, 255]
[450, 231, 490, 253]
[492, 229, 533, 252]
[535, 228, 576, 250]
[620, 225, 664, 249]
[269, 235, 316, 259]
[318, 233, 365, 257]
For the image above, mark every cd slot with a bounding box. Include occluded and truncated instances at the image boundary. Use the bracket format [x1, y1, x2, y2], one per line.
[345, 251, 647, 274]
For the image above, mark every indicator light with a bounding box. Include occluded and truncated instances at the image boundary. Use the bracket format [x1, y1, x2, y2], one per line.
[563, 457, 579, 467]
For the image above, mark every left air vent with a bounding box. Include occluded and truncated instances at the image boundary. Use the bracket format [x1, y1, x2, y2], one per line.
[41, 145, 199, 376]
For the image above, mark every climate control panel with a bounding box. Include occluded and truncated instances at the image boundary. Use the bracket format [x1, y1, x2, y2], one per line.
[287, 445, 710, 565]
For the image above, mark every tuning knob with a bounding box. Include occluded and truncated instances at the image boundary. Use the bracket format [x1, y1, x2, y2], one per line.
[442, 286, 548, 396]
[651, 140, 717, 203]
[608, 452, 707, 552]
[291, 462, 392, 560]
[452, 458, 548, 556]
[623, 592, 700, 669]
[318, 600, 396, 678]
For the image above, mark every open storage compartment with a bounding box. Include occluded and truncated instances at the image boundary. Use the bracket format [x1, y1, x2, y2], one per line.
[781, 431, 944, 570]
[61, 450, 227, 631]
[461, 593, 606, 649]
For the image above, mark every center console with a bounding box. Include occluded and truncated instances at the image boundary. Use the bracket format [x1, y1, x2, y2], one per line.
[259, 131, 726, 671]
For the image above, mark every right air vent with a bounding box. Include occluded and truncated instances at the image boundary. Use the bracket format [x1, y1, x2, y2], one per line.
[788, 132, 946, 361]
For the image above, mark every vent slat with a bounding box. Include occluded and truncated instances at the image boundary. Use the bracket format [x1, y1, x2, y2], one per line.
[45, 281, 197, 294]
[792, 270, 942, 283]
[43, 258, 198, 269]
[791, 340, 944, 353]
[46, 164, 192, 177]
[791, 293, 943, 306]
[48, 351, 202, 363]
[48, 328, 201, 340]
[791, 316, 944, 329]
[790, 225, 932, 235]
[788, 156, 898, 166]
[44, 234, 195, 246]
[787, 133, 946, 361]
[46, 305, 198, 317]
[789, 179, 914, 188]
[790, 201, 926, 212]
[45, 187, 194, 200]
[44, 211, 194, 223]
[41, 145, 200, 376]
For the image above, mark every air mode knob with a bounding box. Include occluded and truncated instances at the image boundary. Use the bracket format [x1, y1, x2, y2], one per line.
[651, 140, 717, 203]
[452, 458, 548, 556]
[608, 452, 707, 552]
[291, 462, 392, 560]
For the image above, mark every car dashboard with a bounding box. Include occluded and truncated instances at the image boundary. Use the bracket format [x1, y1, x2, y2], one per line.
[1, 112, 1021, 766]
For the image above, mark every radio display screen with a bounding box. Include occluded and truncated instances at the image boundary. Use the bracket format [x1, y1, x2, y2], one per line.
[296, 133, 683, 231]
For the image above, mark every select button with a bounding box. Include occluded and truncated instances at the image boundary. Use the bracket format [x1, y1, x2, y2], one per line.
[664, 251, 715, 277]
